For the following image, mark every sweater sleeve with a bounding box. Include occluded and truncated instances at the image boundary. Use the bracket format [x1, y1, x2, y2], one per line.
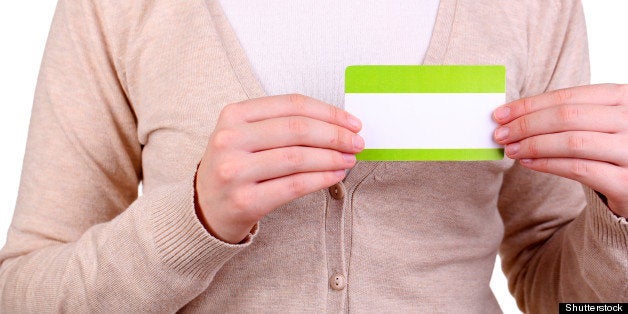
[0, 1, 255, 312]
[498, 1, 628, 312]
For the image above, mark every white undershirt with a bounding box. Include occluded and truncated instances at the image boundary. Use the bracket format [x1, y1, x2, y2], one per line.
[218, 1, 440, 107]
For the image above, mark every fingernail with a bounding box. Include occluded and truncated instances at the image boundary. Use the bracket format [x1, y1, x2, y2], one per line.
[494, 127, 509, 141]
[342, 153, 356, 164]
[505, 143, 520, 156]
[520, 159, 533, 165]
[494, 106, 510, 121]
[353, 135, 365, 150]
[347, 115, 362, 130]
[334, 169, 346, 178]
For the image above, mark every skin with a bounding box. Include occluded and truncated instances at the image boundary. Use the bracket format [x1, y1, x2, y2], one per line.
[195, 94, 364, 244]
[493, 84, 628, 218]
[195, 84, 628, 243]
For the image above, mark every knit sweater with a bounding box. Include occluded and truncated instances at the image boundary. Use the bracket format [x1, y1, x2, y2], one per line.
[0, 0, 626, 313]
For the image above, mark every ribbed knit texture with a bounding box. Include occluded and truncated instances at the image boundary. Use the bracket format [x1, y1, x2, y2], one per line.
[149, 173, 257, 281]
[585, 187, 628, 250]
[0, 0, 626, 313]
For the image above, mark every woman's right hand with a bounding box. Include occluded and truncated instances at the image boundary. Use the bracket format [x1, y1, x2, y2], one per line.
[194, 94, 364, 243]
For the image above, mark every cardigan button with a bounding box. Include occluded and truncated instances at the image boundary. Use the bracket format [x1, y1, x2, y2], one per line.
[329, 274, 346, 291]
[328, 183, 345, 200]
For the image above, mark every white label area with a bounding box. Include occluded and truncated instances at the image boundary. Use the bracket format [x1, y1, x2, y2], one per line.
[344, 93, 505, 149]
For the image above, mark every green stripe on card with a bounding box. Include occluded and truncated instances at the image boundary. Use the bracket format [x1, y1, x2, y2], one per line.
[345, 65, 506, 93]
[356, 148, 504, 161]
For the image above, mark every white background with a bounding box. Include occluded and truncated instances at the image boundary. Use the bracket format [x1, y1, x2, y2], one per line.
[0, 2, 626, 313]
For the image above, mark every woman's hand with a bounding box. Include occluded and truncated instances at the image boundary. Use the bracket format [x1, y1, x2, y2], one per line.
[493, 84, 628, 217]
[195, 94, 364, 243]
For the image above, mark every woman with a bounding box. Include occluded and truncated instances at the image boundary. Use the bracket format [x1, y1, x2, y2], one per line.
[0, 0, 626, 312]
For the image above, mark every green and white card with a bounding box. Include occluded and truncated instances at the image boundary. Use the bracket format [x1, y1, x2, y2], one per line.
[344, 65, 506, 161]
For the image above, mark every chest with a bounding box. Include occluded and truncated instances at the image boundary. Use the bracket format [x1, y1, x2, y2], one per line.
[124, 1, 525, 194]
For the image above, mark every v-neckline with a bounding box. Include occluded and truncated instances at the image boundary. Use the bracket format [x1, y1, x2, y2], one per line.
[204, 0, 457, 187]
[206, 0, 456, 99]
[423, 0, 457, 65]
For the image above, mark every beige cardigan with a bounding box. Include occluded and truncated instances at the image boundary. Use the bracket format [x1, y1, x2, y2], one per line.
[1, 0, 626, 313]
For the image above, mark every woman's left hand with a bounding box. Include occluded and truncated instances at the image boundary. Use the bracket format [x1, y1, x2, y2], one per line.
[493, 84, 628, 218]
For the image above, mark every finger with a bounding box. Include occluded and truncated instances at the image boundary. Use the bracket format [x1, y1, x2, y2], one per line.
[494, 104, 622, 145]
[240, 116, 364, 153]
[221, 94, 362, 132]
[505, 131, 628, 166]
[218, 147, 356, 183]
[519, 157, 627, 206]
[242, 170, 346, 217]
[493, 84, 626, 124]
